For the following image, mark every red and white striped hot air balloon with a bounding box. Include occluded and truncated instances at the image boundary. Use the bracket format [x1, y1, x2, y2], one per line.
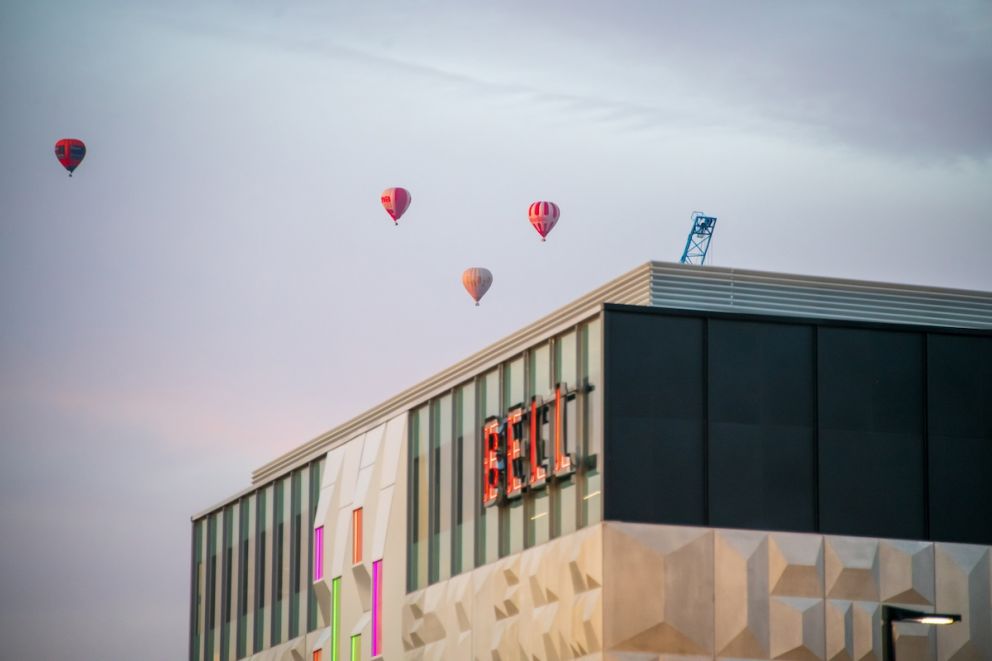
[462, 267, 493, 306]
[528, 201, 559, 241]
[381, 187, 412, 225]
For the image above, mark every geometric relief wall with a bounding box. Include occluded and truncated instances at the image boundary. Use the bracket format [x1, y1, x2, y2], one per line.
[243, 511, 989, 661]
[602, 523, 992, 661]
[241, 413, 407, 661]
[401, 525, 602, 660]
[312, 414, 406, 661]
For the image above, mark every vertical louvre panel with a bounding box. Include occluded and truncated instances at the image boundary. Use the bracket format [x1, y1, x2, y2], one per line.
[190, 520, 204, 661]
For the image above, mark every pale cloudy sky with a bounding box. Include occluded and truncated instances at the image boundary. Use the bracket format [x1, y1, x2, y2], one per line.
[1, 1, 990, 658]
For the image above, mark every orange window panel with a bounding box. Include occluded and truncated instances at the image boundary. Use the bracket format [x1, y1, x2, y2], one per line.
[352, 507, 363, 564]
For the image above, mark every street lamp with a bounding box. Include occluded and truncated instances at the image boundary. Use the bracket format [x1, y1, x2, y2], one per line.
[881, 605, 961, 661]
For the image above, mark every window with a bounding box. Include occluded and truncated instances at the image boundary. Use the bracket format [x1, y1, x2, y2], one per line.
[190, 520, 204, 661]
[453, 382, 475, 574]
[479, 370, 500, 566]
[237, 498, 250, 658]
[271, 479, 285, 644]
[253, 488, 267, 653]
[220, 506, 234, 660]
[372, 561, 383, 657]
[204, 515, 217, 661]
[407, 406, 429, 591]
[428, 395, 453, 583]
[331, 577, 341, 661]
[290, 470, 302, 638]
[352, 509, 363, 565]
[313, 526, 324, 580]
[580, 319, 602, 527]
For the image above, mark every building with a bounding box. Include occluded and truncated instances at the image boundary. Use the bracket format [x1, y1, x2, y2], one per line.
[189, 261, 992, 661]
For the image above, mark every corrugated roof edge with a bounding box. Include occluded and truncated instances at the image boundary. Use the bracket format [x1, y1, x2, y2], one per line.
[647, 262, 992, 327]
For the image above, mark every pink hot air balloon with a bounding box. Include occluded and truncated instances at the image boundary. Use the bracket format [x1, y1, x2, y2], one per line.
[462, 267, 493, 306]
[381, 187, 412, 225]
[528, 201, 560, 241]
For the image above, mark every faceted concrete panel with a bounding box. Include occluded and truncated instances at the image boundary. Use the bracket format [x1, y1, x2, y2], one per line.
[825, 600, 879, 661]
[935, 543, 991, 661]
[825, 537, 880, 602]
[769, 532, 824, 599]
[879, 540, 934, 606]
[770, 597, 824, 661]
[402, 526, 603, 661]
[360, 422, 384, 468]
[604, 523, 713, 657]
[378, 414, 406, 489]
[715, 529, 770, 659]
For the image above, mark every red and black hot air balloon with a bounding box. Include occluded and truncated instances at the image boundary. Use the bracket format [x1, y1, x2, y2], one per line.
[381, 187, 412, 226]
[54, 139, 86, 176]
[528, 201, 559, 241]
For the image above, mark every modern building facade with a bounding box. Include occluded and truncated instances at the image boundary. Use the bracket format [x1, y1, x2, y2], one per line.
[189, 262, 992, 661]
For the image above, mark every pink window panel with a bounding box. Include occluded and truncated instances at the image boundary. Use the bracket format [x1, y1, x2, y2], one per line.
[372, 560, 383, 656]
[314, 526, 324, 581]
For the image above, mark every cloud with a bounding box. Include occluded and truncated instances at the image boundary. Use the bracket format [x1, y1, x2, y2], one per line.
[132, 0, 992, 160]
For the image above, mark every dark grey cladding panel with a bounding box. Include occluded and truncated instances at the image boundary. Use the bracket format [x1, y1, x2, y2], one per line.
[603, 309, 705, 525]
[927, 333, 992, 545]
[603, 304, 992, 546]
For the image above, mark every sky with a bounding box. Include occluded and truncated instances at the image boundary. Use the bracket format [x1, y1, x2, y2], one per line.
[0, 1, 990, 658]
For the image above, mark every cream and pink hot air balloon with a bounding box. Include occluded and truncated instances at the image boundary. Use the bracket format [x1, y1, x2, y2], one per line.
[462, 267, 493, 306]
[528, 201, 559, 241]
[381, 187, 412, 225]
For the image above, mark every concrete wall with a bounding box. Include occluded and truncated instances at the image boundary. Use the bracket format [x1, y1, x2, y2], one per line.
[400, 522, 991, 661]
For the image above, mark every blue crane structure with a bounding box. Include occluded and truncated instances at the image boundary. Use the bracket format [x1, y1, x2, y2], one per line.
[679, 211, 718, 265]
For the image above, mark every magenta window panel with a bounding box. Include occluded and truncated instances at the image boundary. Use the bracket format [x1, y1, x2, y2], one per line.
[314, 526, 324, 581]
[372, 560, 382, 656]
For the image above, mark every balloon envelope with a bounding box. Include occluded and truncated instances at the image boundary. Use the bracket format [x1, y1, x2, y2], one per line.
[462, 267, 493, 306]
[381, 187, 412, 224]
[528, 201, 560, 241]
[55, 138, 86, 175]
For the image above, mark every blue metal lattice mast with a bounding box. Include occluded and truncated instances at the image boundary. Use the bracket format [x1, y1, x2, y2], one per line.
[679, 211, 718, 265]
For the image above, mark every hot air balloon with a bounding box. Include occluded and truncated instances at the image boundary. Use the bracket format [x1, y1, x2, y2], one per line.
[381, 187, 412, 225]
[528, 201, 559, 241]
[54, 139, 86, 177]
[462, 267, 493, 306]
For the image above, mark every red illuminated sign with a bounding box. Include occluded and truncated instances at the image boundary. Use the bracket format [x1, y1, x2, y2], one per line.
[529, 397, 547, 489]
[483, 419, 501, 507]
[505, 407, 524, 498]
[482, 383, 577, 507]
